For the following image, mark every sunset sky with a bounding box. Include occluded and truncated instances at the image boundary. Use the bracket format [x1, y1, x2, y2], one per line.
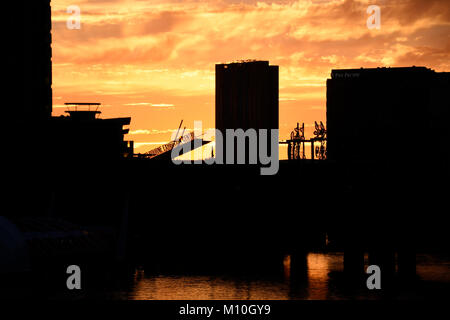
[51, 0, 450, 153]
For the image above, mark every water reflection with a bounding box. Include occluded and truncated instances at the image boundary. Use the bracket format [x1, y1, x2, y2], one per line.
[306, 253, 336, 299]
[120, 253, 449, 300]
[128, 253, 342, 300]
[130, 275, 285, 300]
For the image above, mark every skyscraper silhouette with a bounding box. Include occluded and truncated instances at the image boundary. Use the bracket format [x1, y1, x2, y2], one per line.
[327, 67, 449, 169]
[8, 1, 52, 120]
[215, 60, 279, 163]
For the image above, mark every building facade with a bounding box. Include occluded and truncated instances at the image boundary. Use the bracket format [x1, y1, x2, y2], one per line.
[9, 1, 52, 120]
[326, 67, 449, 169]
[215, 60, 279, 163]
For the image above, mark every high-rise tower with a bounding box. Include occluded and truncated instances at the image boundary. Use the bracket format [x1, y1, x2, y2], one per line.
[8, 1, 52, 120]
[215, 60, 279, 163]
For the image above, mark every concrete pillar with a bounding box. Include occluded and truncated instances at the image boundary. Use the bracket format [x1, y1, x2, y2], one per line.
[344, 249, 365, 277]
[397, 249, 416, 280]
[289, 252, 308, 284]
[368, 249, 396, 287]
[342, 230, 365, 278]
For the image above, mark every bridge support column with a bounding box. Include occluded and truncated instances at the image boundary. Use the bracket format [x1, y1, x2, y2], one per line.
[289, 252, 308, 282]
[343, 231, 365, 278]
[368, 249, 396, 287]
[344, 249, 365, 277]
[397, 249, 416, 280]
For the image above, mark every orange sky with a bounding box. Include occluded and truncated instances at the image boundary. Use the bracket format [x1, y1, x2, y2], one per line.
[51, 0, 450, 153]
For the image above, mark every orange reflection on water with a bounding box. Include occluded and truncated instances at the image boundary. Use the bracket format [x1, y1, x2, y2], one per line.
[283, 254, 291, 281]
[306, 253, 330, 300]
[128, 254, 347, 300]
[129, 274, 291, 300]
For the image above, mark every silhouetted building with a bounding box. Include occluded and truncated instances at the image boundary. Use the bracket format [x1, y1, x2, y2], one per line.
[6, 1, 52, 165]
[6, 2, 134, 166]
[326, 67, 449, 169]
[46, 104, 134, 162]
[215, 60, 279, 162]
[8, 1, 52, 120]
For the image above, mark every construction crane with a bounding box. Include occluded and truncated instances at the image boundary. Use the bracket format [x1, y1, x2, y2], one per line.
[139, 120, 208, 160]
[313, 121, 327, 160]
[289, 122, 306, 160]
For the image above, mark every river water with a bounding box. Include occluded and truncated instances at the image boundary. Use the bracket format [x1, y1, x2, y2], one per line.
[100, 252, 449, 300]
[3, 252, 448, 300]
